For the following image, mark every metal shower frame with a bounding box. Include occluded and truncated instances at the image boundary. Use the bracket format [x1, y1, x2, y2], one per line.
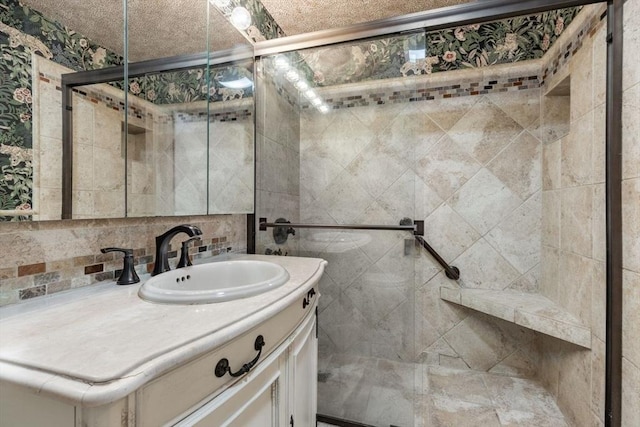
[60, 0, 624, 424]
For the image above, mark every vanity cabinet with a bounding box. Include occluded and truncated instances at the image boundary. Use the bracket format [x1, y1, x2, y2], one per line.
[0, 278, 320, 427]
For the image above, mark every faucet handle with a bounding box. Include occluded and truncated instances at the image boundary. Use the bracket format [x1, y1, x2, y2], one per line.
[100, 247, 140, 285]
[177, 237, 199, 268]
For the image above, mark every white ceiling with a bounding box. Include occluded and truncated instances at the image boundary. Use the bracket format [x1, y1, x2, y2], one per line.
[21, 0, 473, 61]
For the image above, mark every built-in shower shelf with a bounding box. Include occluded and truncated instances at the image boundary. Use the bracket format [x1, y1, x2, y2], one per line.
[440, 288, 591, 349]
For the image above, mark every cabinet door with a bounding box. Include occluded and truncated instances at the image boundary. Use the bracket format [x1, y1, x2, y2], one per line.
[289, 308, 317, 427]
[175, 350, 287, 427]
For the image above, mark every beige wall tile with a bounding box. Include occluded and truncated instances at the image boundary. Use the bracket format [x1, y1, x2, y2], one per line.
[622, 357, 640, 427]
[622, 178, 640, 273]
[558, 252, 593, 326]
[591, 261, 606, 342]
[538, 95, 570, 145]
[488, 131, 541, 201]
[562, 112, 593, 187]
[450, 169, 523, 236]
[542, 138, 562, 191]
[557, 348, 593, 427]
[623, 0, 640, 90]
[570, 36, 594, 122]
[560, 185, 593, 257]
[542, 190, 561, 248]
[622, 83, 640, 180]
[415, 135, 481, 201]
[449, 97, 524, 165]
[623, 269, 640, 367]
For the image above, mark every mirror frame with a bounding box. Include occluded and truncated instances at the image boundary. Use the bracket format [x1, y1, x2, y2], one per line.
[60, 46, 254, 219]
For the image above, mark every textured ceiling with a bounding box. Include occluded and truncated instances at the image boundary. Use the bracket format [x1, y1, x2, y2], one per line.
[19, 0, 476, 62]
[21, 0, 248, 61]
[259, 0, 472, 35]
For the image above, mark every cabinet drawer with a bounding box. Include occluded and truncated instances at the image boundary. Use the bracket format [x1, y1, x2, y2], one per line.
[137, 285, 317, 427]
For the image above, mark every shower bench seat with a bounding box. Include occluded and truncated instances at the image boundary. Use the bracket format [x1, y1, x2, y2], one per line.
[440, 288, 591, 349]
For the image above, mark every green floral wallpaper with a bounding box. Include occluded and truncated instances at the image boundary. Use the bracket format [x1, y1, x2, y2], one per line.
[295, 8, 580, 87]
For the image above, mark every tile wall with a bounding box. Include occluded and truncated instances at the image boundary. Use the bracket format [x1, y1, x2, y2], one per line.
[255, 70, 301, 256]
[299, 60, 544, 373]
[536, 2, 639, 426]
[0, 214, 247, 306]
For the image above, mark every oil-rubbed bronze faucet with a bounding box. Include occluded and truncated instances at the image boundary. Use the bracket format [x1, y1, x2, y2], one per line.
[152, 225, 202, 276]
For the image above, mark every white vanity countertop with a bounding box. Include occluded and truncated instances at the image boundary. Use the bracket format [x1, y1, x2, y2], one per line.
[0, 255, 326, 406]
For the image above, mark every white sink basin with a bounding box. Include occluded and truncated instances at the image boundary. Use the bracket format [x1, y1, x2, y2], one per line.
[138, 260, 290, 304]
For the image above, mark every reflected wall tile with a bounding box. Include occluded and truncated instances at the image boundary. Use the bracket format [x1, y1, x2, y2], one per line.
[38, 83, 62, 140]
[72, 98, 94, 145]
[349, 102, 407, 134]
[622, 83, 640, 180]
[415, 135, 481, 201]
[448, 97, 524, 165]
[93, 191, 126, 218]
[300, 145, 343, 200]
[622, 178, 640, 273]
[93, 107, 122, 151]
[486, 191, 541, 275]
[488, 131, 541, 201]
[72, 143, 93, 191]
[40, 136, 63, 189]
[622, 270, 640, 367]
[416, 273, 467, 337]
[93, 147, 125, 192]
[562, 112, 593, 187]
[449, 168, 523, 236]
[560, 185, 593, 257]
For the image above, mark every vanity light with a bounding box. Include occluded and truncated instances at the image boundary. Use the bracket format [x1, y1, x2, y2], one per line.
[219, 77, 254, 89]
[311, 98, 322, 107]
[230, 7, 252, 31]
[319, 105, 330, 114]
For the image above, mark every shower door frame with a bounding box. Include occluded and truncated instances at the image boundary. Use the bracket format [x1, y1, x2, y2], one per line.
[251, 0, 624, 425]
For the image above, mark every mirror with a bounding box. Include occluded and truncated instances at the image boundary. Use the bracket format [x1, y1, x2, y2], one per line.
[0, 0, 254, 221]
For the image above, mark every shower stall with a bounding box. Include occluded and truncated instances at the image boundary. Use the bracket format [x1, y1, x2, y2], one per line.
[253, 0, 631, 425]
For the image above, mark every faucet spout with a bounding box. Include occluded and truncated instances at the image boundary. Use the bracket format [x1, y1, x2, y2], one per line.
[152, 224, 203, 276]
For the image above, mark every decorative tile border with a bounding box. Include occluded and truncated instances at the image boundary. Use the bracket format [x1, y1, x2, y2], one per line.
[0, 234, 237, 304]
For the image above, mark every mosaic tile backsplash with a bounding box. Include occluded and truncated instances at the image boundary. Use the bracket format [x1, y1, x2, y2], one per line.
[0, 214, 248, 306]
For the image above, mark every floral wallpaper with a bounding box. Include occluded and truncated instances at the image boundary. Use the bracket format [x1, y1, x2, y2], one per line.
[0, 0, 253, 219]
[296, 8, 581, 87]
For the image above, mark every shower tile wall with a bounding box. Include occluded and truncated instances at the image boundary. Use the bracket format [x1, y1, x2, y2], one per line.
[537, 3, 639, 426]
[256, 73, 301, 255]
[300, 68, 543, 373]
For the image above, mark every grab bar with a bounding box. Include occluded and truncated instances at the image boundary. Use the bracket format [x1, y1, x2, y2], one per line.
[259, 217, 460, 280]
[415, 235, 460, 280]
[259, 217, 424, 235]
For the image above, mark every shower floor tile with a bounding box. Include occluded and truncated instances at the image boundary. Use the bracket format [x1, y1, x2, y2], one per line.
[318, 354, 569, 427]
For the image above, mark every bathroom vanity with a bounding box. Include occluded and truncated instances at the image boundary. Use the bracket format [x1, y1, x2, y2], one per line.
[0, 255, 325, 427]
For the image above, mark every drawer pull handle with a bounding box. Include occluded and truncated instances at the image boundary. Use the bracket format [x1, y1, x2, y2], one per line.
[214, 335, 266, 378]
